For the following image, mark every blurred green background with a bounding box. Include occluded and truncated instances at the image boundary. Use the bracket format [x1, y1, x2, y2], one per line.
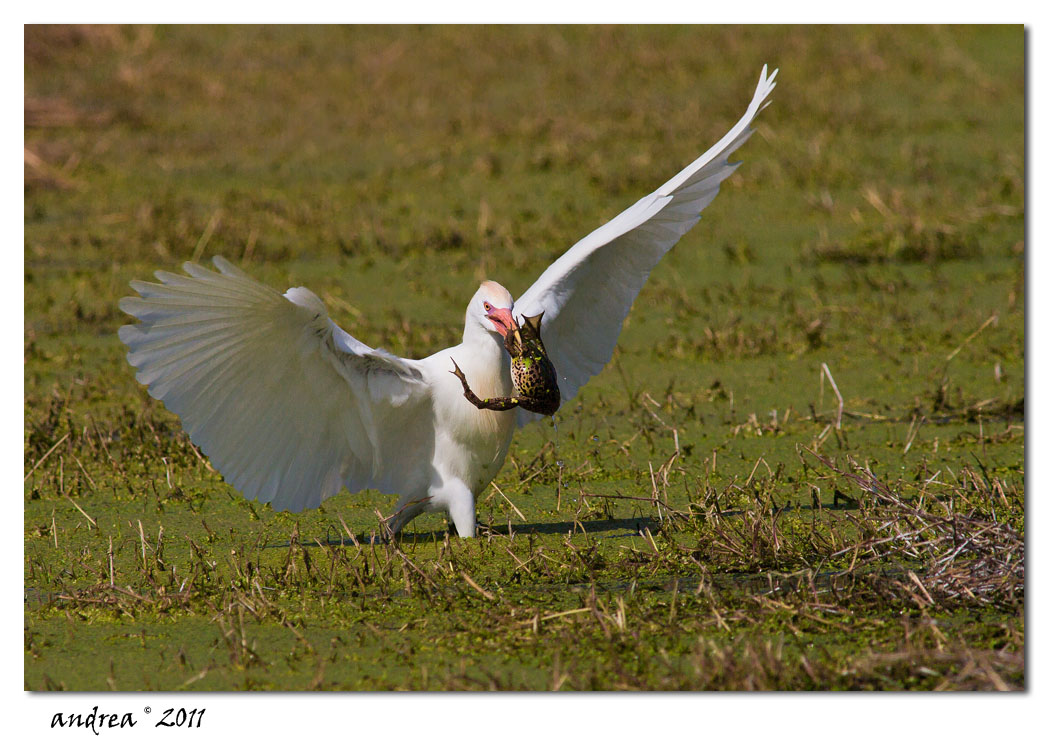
[25, 25, 1023, 690]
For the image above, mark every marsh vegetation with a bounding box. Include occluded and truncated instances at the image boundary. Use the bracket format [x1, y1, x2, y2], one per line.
[25, 25, 1023, 690]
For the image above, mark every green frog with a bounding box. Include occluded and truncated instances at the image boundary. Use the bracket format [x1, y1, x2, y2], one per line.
[451, 312, 561, 416]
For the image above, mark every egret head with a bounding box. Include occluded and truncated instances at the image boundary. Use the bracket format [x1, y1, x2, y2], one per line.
[469, 280, 515, 339]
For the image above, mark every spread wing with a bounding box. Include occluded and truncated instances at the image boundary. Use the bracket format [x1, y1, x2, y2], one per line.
[119, 256, 434, 511]
[514, 66, 777, 424]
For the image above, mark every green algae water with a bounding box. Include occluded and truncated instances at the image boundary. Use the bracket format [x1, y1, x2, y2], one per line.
[25, 25, 1023, 691]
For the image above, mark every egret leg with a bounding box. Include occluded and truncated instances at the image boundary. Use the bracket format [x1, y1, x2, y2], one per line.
[444, 482, 478, 538]
[388, 495, 432, 536]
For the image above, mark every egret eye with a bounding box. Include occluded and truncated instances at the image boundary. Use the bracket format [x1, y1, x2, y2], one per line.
[483, 301, 493, 312]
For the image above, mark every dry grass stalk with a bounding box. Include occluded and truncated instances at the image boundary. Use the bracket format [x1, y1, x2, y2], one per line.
[820, 362, 844, 429]
[805, 448, 1023, 606]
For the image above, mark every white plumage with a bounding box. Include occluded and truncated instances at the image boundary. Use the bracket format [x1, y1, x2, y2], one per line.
[120, 66, 777, 537]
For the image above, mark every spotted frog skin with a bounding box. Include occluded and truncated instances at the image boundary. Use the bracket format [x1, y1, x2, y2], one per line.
[451, 313, 561, 416]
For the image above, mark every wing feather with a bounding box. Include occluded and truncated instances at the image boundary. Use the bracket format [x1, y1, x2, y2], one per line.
[119, 256, 435, 511]
[514, 66, 777, 424]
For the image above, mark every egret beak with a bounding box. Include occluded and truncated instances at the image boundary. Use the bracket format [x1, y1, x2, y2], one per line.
[487, 307, 516, 337]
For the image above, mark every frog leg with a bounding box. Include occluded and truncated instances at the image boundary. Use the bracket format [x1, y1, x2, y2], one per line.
[449, 359, 523, 412]
[516, 395, 560, 417]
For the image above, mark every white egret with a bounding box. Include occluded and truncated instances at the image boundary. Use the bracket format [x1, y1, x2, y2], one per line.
[120, 66, 777, 537]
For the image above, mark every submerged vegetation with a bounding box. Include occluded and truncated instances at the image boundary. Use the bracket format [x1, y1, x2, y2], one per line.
[25, 25, 1023, 690]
